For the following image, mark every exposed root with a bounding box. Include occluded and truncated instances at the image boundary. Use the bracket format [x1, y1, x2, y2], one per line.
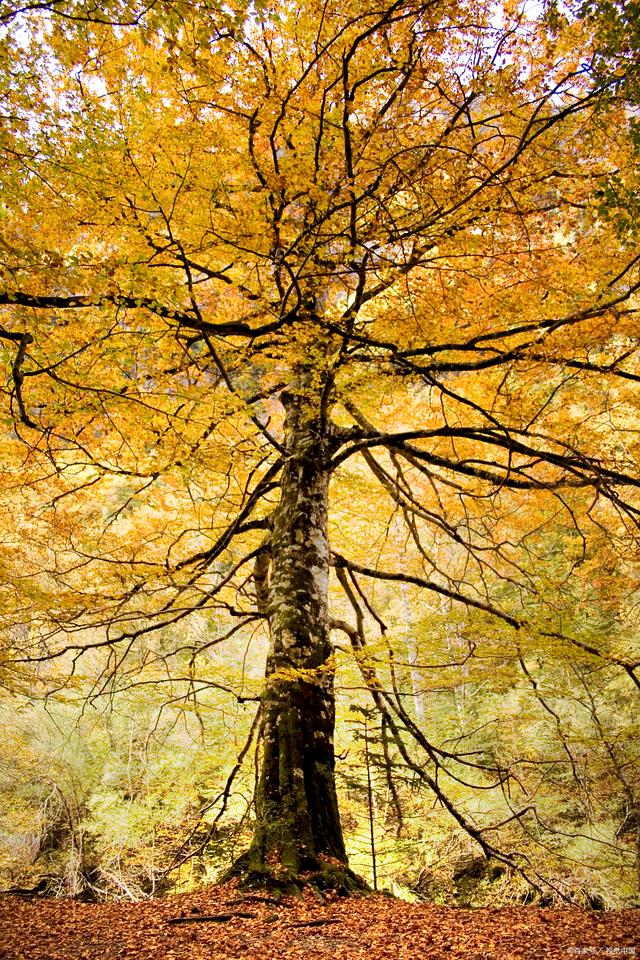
[167, 912, 256, 925]
[221, 851, 370, 897]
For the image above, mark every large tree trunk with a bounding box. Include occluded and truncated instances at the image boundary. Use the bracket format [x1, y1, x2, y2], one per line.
[243, 375, 353, 884]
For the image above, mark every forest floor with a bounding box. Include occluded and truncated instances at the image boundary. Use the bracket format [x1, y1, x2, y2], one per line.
[0, 881, 638, 960]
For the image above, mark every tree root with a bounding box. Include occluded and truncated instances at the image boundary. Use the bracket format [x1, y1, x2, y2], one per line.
[167, 912, 256, 925]
[221, 851, 370, 897]
[290, 918, 342, 928]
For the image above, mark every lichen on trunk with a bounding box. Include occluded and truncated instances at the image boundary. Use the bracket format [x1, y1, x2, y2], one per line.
[239, 365, 355, 888]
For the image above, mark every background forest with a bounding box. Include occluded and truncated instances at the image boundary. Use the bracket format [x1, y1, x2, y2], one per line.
[0, 0, 639, 909]
[2, 596, 640, 906]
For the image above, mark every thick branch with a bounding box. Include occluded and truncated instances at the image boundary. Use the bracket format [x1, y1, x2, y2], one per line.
[331, 552, 520, 628]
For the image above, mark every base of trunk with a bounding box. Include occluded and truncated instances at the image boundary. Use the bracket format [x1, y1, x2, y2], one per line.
[222, 849, 369, 896]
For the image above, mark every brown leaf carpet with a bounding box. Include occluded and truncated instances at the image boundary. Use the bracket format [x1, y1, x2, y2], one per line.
[0, 882, 638, 959]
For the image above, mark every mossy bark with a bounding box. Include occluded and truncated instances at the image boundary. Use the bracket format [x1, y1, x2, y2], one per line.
[244, 373, 351, 884]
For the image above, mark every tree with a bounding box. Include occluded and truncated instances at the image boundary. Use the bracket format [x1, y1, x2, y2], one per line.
[0, 0, 639, 890]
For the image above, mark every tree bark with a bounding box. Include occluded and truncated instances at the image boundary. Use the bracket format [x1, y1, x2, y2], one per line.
[245, 373, 349, 881]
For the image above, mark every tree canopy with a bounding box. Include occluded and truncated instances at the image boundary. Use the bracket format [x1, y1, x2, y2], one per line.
[0, 0, 639, 898]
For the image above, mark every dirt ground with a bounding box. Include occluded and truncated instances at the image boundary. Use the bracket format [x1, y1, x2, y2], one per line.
[0, 882, 638, 960]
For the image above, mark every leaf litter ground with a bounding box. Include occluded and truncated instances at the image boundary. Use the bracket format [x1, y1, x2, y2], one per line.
[0, 881, 638, 959]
